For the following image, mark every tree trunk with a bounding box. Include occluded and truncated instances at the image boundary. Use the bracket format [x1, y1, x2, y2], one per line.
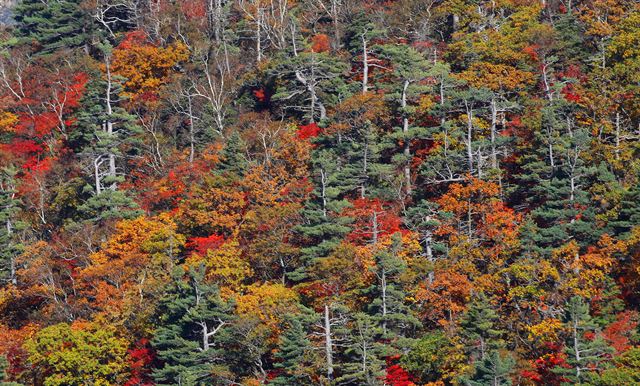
[362, 34, 368, 93]
[381, 268, 387, 335]
[490, 97, 498, 170]
[401, 80, 411, 194]
[324, 304, 334, 380]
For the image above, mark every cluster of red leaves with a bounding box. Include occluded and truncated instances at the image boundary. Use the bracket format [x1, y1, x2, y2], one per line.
[602, 311, 638, 353]
[124, 338, 156, 386]
[178, 0, 207, 20]
[385, 364, 415, 386]
[2, 71, 87, 172]
[521, 344, 570, 386]
[253, 88, 268, 103]
[117, 30, 150, 50]
[186, 234, 226, 255]
[297, 122, 322, 140]
[344, 198, 403, 245]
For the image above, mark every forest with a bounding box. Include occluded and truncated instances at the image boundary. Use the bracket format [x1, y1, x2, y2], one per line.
[0, 0, 639, 385]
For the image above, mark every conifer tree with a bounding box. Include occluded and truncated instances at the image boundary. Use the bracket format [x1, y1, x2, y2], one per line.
[270, 312, 317, 385]
[0, 166, 23, 285]
[460, 293, 504, 361]
[465, 351, 515, 386]
[553, 296, 614, 385]
[519, 99, 599, 255]
[368, 233, 421, 347]
[270, 50, 348, 123]
[74, 50, 142, 222]
[217, 130, 248, 177]
[12, 0, 93, 54]
[375, 43, 433, 194]
[152, 267, 236, 385]
[610, 183, 640, 237]
[334, 312, 386, 386]
[291, 147, 351, 281]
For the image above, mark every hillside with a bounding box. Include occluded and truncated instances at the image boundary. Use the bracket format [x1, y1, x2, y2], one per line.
[0, 1, 639, 385]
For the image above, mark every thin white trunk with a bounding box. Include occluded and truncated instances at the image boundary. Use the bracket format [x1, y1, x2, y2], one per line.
[401, 80, 411, 194]
[362, 34, 368, 93]
[324, 304, 334, 380]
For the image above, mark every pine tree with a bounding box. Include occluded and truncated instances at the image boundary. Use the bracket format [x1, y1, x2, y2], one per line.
[553, 296, 614, 385]
[12, 0, 93, 54]
[417, 62, 470, 185]
[0, 166, 23, 286]
[375, 43, 434, 195]
[460, 293, 504, 361]
[465, 351, 515, 386]
[334, 312, 386, 386]
[368, 233, 421, 348]
[152, 267, 236, 385]
[291, 147, 352, 281]
[337, 114, 396, 200]
[270, 50, 348, 123]
[518, 98, 599, 255]
[217, 130, 248, 177]
[610, 182, 640, 237]
[270, 312, 317, 385]
[74, 51, 143, 222]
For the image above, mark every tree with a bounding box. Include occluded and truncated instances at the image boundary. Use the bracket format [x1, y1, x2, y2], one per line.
[375, 43, 434, 195]
[465, 351, 515, 386]
[217, 130, 248, 177]
[270, 50, 348, 122]
[368, 233, 421, 347]
[460, 293, 504, 361]
[12, 0, 94, 54]
[600, 347, 640, 386]
[609, 183, 640, 237]
[79, 214, 186, 329]
[25, 322, 129, 386]
[0, 354, 22, 386]
[401, 331, 467, 385]
[74, 50, 143, 223]
[334, 312, 387, 386]
[553, 296, 614, 384]
[110, 31, 188, 99]
[327, 93, 396, 200]
[152, 267, 235, 385]
[270, 312, 317, 385]
[292, 147, 352, 281]
[0, 167, 23, 285]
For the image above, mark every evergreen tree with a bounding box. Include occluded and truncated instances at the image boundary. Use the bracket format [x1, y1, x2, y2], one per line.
[465, 351, 515, 386]
[152, 267, 236, 385]
[375, 43, 434, 195]
[610, 182, 640, 237]
[334, 312, 386, 386]
[291, 147, 352, 281]
[518, 97, 599, 255]
[336, 114, 396, 200]
[368, 233, 421, 348]
[0, 166, 23, 285]
[417, 63, 470, 185]
[270, 312, 317, 385]
[460, 293, 504, 361]
[270, 50, 348, 123]
[74, 52, 143, 222]
[553, 296, 614, 385]
[217, 130, 248, 177]
[12, 0, 93, 54]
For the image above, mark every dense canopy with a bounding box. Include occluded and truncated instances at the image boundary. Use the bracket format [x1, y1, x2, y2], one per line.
[0, 0, 640, 385]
